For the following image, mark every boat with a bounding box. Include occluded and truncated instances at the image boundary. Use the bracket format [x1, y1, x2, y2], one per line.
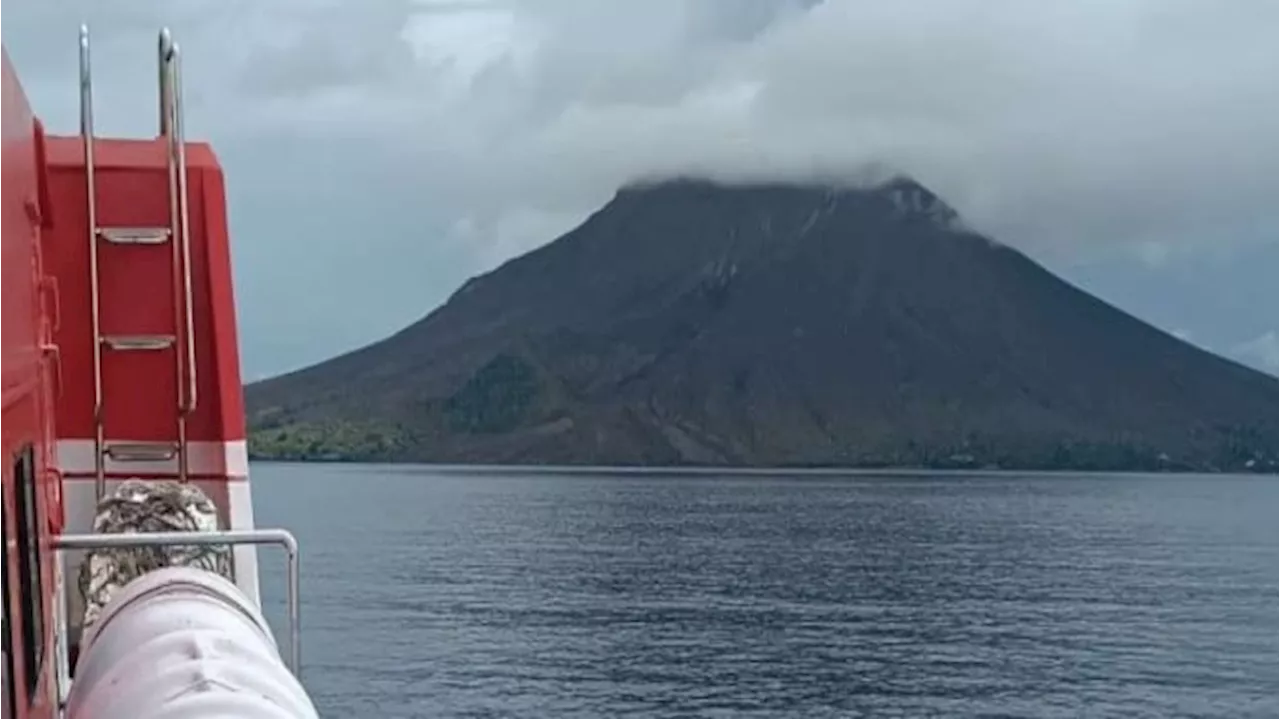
[2, 26, 319, 718]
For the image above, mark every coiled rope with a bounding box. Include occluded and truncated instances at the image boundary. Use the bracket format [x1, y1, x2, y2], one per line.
[78, 479, 232, 631]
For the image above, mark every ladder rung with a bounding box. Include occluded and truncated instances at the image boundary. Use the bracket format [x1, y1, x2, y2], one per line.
[101, 335, 176, 351]
[103, 442, 178, 462]
[97, 227, 171, 244]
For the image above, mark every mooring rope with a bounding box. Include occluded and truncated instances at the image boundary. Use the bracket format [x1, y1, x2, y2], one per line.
[78, 479, 233, 631]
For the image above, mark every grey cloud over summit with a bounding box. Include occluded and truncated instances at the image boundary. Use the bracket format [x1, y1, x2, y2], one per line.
[5, 0, 1276, 376]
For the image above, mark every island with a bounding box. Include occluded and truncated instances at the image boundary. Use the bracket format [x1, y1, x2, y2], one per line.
[245, 177, 1278, 472]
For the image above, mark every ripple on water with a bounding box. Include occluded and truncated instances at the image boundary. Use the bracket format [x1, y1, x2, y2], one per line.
[252, 468, 1278, 718]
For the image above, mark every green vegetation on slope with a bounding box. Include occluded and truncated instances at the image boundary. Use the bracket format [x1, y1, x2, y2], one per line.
[443, 353, 540, 433]
[249, 419, 411, 461]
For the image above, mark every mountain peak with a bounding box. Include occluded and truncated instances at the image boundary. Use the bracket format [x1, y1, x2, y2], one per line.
[247, 173, 1276, 471]
[613, 173, 966, 234]
[619, 173, 889, 196]
[875, 176, 962, 229]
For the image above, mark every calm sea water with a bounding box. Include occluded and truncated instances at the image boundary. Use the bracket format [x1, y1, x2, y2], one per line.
[251, 464, 1277, 718]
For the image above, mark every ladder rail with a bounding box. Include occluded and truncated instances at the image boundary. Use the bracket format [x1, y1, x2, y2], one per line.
[157, 29, 173, 137]
[79, 25, 106, 502]
[159, 32, 198, 482]
[173, 43, 198, 420]
[159, 32, 185, 483]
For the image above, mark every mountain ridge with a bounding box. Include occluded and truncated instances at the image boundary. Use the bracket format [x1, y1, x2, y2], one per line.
[246, 176, 1277, 471]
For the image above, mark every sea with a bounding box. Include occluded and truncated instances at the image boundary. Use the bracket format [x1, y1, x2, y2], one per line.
[251, 464, 1278, 718]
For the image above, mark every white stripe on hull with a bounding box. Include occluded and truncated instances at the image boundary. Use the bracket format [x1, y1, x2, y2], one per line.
[227, 481, 261, 605]
[56, 438, 248, 478]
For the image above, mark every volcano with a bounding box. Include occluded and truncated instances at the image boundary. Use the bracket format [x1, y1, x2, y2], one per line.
[245, 177, 1277, 470]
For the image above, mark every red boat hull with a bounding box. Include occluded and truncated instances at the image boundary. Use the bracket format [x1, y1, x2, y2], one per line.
[2, 48, 64, 719]
[2, 34, 263, 716]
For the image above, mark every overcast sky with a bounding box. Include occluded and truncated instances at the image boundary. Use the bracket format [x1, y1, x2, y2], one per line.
[5, 0, 1276, 379]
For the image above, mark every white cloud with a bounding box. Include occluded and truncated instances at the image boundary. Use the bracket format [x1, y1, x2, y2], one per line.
[4, 0, 1275, 376]
[391, 0, 1277, 264]
[445, 207, 582, 269]
[401, 1, 539, 94]
[15, 0, 1273, 260]
[1230, 331, 1279, 375]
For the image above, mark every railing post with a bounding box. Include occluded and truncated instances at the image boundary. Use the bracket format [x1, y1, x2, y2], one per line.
[52, 529, 302, 674]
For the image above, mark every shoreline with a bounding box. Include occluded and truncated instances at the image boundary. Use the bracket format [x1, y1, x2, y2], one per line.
[245, 456, 1278, 477]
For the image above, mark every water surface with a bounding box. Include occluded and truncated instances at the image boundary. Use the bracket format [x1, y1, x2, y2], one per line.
[252, 465, 1277, 718]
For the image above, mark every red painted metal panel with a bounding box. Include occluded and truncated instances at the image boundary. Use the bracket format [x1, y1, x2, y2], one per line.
[43, 136, 245, 447]
[2, 49, 61, 719]
[199, 159, 248, 440]
[41, 142, 95, 442]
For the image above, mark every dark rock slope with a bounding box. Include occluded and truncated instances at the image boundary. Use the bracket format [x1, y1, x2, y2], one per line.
[246, 177, 1277, 470]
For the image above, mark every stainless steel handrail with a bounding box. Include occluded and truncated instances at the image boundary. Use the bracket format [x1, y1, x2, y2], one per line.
[158, 29, 173, 137]
[53, 528, 302, 674]
[158, 29, 198, 482]
[79, 25, 106, 502]
[172, 42, 198, 420]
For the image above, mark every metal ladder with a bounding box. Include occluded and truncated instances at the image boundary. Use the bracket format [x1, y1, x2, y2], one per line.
[80, 26, 199, 500]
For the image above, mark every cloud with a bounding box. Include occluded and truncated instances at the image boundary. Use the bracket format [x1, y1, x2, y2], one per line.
[242, 0, 1277, 262]
[3, 0, 1275, 376]
[1230, 331, 1279, 375]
